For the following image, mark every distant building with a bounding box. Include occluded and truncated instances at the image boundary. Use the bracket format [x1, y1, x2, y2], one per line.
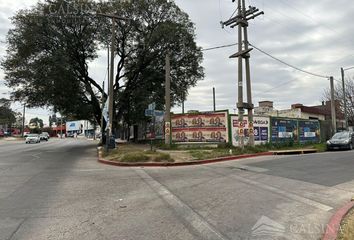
[66, 120, 96, 137]
[254, 100, 345, 128]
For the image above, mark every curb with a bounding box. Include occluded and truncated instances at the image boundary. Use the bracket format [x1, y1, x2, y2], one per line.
[97, 151, 274, 168]
[322, 200, 354, 240]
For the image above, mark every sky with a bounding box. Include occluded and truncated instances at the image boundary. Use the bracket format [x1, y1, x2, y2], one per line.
[1, 0, 354, 125]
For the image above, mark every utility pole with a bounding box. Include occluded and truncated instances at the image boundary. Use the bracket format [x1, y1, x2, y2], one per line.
[100, 81, 105, 145]
[22, 104, 25, 137]
[107, 19, 115, 149]
[330, 76, 337, 134]
[60, 115, 63, 138]
[182, 92, 185, 114]
[221, 0, 263, 148]
[96, 13, 132, 150]
[213, 87, 216, 112]
[164, 53, 171, 146]
[341, 68, 348, 130]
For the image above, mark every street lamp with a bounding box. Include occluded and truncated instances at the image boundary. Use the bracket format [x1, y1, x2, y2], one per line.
[341, 66, 354, 130]
[96, 13, 132, 150]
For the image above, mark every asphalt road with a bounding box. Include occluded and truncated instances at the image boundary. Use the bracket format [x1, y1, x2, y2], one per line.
[0, 139, 353, 240]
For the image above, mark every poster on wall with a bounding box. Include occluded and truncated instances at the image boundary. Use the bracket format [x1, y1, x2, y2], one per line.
[146, 111, 165, 140]
[231, 116, 270, 147]
[298, 120, 320, 143]
[171, 111, 229, 143]
[271, 118, 298, 143]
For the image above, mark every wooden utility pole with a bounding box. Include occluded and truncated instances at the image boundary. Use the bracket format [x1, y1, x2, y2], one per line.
[330, 76, 337, 134]
[213, 87, 216, 112]
[107, 19, 115, 148]
[100, 81, 105, 145]
[182, 92, 185, 114]
[222, 0, 263, 148]
[164, 53, 171, 146]
[22, 104, 25, 137]
[341, 68, 348, 130]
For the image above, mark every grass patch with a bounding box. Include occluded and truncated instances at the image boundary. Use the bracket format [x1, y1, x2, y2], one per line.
[103, 142, 326, 163]
[103, 144, 174, 163]
[188, 142, 326, 160]
[152, 153, 174, 162]
[120, 153, 149, 162]
[337, 207, 354, 240]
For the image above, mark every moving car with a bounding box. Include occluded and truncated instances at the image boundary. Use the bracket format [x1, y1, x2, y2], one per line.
[41, 132, 50, 139]
[25, 134, 41, 144]
[326, 131, 354, 150]
[40, 133, 48, 141]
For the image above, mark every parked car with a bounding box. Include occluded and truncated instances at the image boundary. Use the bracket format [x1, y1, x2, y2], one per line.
[67, 132, 75, 138]
[39, 133, 48, 141]
[25, 134, 41, 144]
[326, 131, 354, 150]
[4, 131, 11, 137]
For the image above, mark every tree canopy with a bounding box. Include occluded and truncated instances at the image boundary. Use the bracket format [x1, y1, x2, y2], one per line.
[29, 117, 44, 129]
[2, 0, 204, 129]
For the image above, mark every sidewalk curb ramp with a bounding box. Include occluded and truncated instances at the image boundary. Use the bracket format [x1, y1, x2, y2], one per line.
[97, 151, 274, 167]
[322, 200, 354, 240]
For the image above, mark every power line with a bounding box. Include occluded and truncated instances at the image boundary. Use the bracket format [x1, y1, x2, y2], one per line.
[201, 43, 238, 52]
[200, 41, 330, 79]
[249, 43, 330, 79]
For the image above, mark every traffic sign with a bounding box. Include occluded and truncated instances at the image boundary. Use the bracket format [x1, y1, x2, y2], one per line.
[148, 102, 156, 110]
[154, 110, 164, 117]
[145, 109, 154, 117]
[145, 109, 164, 117]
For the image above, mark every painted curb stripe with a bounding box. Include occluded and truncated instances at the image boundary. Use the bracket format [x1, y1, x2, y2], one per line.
[322, 201, 354, 240]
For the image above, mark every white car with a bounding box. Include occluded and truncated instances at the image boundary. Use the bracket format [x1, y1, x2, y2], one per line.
[25, 134, 41, 144]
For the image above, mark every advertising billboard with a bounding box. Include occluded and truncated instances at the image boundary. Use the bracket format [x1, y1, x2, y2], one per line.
[66, 121, 83, 132]
[271, 118, 298, 143]
[231, 116, 270, 147]
[171, 111, 229, 143]
[298, 120, 320, 143]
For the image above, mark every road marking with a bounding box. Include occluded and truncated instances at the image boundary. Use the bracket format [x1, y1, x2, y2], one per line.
[203, 166, 333, 212]
[135, 168, 229, 240]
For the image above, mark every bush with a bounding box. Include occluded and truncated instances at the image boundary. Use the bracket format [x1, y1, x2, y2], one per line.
[121, 153, 149, 162]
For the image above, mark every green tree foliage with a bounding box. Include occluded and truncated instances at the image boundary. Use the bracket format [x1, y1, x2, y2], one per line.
[0, 98, 16, 126]
[29, 117, 44, 129]
[2, 0, 204, 129]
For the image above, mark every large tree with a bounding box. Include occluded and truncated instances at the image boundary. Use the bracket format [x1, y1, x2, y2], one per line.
[29, 117, 44, 129]
[2, 0, 204, 131]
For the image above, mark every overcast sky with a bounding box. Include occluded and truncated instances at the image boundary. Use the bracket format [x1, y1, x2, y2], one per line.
[1, 0, 354, 124]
